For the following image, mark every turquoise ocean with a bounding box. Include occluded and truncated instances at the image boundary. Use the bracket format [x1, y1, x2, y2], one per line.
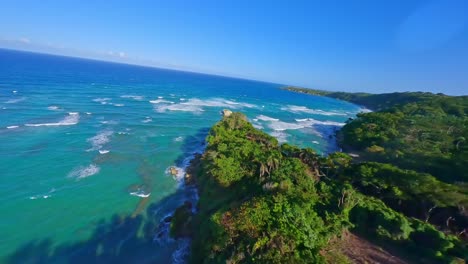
[0, 49, 365, 263]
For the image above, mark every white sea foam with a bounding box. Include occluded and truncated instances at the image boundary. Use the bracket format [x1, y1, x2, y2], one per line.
[158, 96, 163, 99]
[295, 118, 345, 127]
[269, 131, 289, 143]
[120, 95, 144, 101]
[113, 103, 124, 107]
[5, 97, 26, 104]
[130, 190, 151, 198]
[142, 118, 152, 123]
[281, 105, 347, 116]
[99, 150, 110, 154]
[25, 112, 80, 127]
[87, 130, 113, 151]
[166, 166, 186, 184]
[172, 238, 191, 264]
[29, 195, 50, 200]
[149, 99, 174, 104]
[154, 98, 256, 113]
[29, 188, 55, 200]
[268, 120, 304, 131]
[47, 105, 60, 110]
[12, 90, 17, 94]
[256, 115, 279, 121]
[155, 104, 204, 113]
[6, 125, 19, 129]
[174, 136, 184, 142]
[312, 140, 320, 144]
[93, 97, 112, 103]
[68, 164, 100, 179]
[93, 98, 111, 102]
[252, 123, 263, 129]
[86, 112, 92, 115]
[100, 120, 118, 125]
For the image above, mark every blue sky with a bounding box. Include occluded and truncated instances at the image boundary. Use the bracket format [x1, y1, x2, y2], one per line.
[0, 0, 467, 95]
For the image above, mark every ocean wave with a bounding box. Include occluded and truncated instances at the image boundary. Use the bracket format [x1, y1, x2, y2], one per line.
[120, 95, 144, 101]
[68, 164, 100, 179]
[142, 117, 152, 123]
[25, 112, 80, 127]
[252, 123, 264, 129]
[100, 120, 118, 125]
[281, 105, 347, 116]
[155, 104, 204, 113]
[6, 125, 19, 129]
[174, 136, 184, 142]
[267, 120, 304, 131]
[312, 140, 320, 144]
[47, 105, 60, 110]
[269, 131, 289, 143]
[130, 190, 151, 198]
[154, 98, 256, 113]
[295, 118, 345, 127]
[29, 195, 51, 200]
[256, 115, 279, 121]
[150, 99, 174, 104]
[99, 150, 110, 154]
[5, 97, 26, 104]
[92, 98, 111, 103]
[29, 188, 56, 200]
[113, 103, 124, 107]
[87, 130, 113, 151]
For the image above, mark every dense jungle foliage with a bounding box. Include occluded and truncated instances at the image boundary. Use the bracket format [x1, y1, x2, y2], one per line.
[172, 110, 467, 263]
[283, 86, 468, 183]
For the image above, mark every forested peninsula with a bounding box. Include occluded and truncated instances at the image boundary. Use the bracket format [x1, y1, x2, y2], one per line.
[170, 88, 468, 263]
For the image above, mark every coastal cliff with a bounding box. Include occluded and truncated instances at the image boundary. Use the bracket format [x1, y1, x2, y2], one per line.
[170, 111, 467, 263]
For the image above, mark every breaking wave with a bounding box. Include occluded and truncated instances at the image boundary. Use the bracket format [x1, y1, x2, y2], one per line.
[68, 164, 100, 179]
[120, 95, 144, 101]
[154, 98, 256, 113]
[281, 105, 347, 116]
[87, 130, 113, 151]
[25, 112, 80, 127]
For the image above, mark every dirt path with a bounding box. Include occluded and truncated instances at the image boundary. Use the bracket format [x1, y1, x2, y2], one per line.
[324, 232, 410, 264]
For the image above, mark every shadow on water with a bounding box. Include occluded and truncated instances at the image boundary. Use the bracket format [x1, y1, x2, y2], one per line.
[3, 128, 211, 264]
[174, 127, 209, 166]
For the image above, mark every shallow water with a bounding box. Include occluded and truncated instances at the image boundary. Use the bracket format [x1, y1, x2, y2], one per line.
[0, 49, 363, 263]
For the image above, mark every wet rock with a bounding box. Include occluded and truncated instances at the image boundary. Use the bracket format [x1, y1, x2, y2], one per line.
[185, 173, 192, 184]
[170, 203, 193, 238]
[222, 109, 233, 117]
[169, 166, 178, 176]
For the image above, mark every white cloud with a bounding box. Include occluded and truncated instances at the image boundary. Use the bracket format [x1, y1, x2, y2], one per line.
[19, 37, 30, 44]
[118, 52, 126, 58]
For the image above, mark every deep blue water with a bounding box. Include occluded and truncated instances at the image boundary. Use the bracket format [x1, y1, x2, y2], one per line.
[0, 49, 363, 263]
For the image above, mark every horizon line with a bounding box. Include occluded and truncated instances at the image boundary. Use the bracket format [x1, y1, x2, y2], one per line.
[0, 47, 288, 88]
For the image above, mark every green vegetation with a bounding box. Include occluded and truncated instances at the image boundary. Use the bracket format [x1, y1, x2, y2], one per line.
[187, 113, 355, 263]
[172, 109, 467, 263]
[283, 86, 468, 183]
